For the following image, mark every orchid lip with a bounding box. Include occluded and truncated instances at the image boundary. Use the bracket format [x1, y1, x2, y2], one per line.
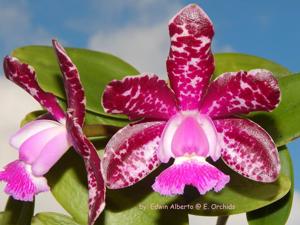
[0, 160, 50, 201]
[152, 155, 230, 196]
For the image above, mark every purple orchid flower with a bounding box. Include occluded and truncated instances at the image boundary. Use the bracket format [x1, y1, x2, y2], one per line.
[101, 4, 281, 196]
[0, 40, 105, 225]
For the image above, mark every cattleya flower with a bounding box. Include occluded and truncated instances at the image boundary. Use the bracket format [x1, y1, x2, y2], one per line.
[101, 4, 281, 196]
[0, 41, 105, 225]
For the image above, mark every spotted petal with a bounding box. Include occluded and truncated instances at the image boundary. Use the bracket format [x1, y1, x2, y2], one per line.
[167, 4, 215, 110]
[103, 121, 165, 189]
[200, 69, 281, 118]
[52, 40, 86, 127]
[102, 74, 178, 120]
[67, 114, 105, 225]
[213, 118, 280, 182]
[3, 56, 65, 123]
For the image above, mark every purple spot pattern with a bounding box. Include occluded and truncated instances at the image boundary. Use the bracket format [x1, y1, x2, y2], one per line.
[54, 41, 105, 225]
[214, 118, 280, 182]
[166, 4, 215, 110]
[200, 70, 281, 118]
[53, 40, 85, 127]
[67, 114, 105, 225]
[3, 56, 65, 122]
[103, 122, 165, 189]
[102, 74, 178, 120]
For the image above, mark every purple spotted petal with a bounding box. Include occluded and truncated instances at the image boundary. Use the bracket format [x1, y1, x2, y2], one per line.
[10, 119, 59, 149]
[102, 74, 178, 120]
[166, 4, 215, 110]
[152, 157, 229, 196]
[52, 40, 86, 127]
[66, 113, 105, 225]
[200, 69, 281, 118]
[0, 160, 49, 201]
[214, 118, 280, 182]
[103, 121, 165, 189]
[3, 56, 65, 123]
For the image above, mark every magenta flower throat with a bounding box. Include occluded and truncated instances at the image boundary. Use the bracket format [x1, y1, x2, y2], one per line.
[101, 4, 281, 196]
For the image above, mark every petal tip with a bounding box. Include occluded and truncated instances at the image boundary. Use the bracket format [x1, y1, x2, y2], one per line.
[169, 4, 214, 36]
[52, 39, 66, 54]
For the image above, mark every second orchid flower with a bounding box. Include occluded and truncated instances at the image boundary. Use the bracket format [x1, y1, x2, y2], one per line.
[0, 40, 105, 225]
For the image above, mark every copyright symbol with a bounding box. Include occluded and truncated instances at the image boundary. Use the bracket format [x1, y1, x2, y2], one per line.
[195, 203, 201, 210]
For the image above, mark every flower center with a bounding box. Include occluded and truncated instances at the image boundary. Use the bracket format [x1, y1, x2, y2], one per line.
[171, 115, 209, 157]
[159, 111, 221, 163]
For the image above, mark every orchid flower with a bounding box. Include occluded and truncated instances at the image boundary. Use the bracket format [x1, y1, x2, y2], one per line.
[0, 40, 105, 225]
[101, 4, 281, 196]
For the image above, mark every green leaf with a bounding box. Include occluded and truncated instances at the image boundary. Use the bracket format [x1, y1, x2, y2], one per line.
[57, 100, 130, 127]
[249, 74, 300, 146]
[31, 212, 80, 225]
[246, 146, 294, 225]
[214, 53, 290, 78]
[12, 45, 138, 124]
[0, 197, 34, 225]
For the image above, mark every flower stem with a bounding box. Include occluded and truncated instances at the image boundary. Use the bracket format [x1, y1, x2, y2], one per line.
[216, 216, 229, 225]
[83, 124, 120, 137]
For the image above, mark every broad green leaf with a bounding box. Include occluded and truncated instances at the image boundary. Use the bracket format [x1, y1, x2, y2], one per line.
[246, 146, 294, 225]
[214, 53, 290, 78]
[57, 100, 130, 127]
[0, 197, 34, 225]
[31, 212, 79, 225]
[12, 45, 139, 121]
[20, 110, 129, 133]
[249, 74, 300, 146]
